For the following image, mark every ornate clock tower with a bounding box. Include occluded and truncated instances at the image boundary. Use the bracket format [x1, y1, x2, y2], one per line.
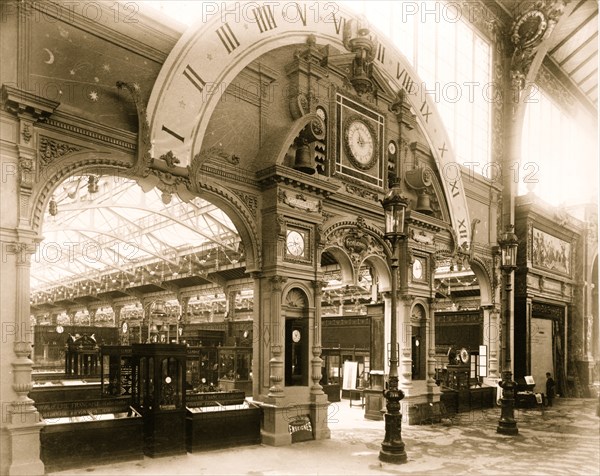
[144, 3, 473, 444]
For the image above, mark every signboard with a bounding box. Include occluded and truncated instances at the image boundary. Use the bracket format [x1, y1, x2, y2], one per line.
[342, 361, 358, 391]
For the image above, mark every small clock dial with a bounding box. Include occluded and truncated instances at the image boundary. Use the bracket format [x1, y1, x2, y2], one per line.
[345, 119, 375, 168]
[316, 106, 326, 122]
[413, 259, 423, 280]
[388, 141, 397, 155]
[292, 329, 301, 343]
[286, 230, 305, 257]
[121, 322, 128, 334]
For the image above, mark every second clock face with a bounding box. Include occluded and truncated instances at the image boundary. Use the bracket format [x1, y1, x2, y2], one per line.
[345, 119, 376, 169]
[413, 259, 423, 280]
[286, 230, 305, 257]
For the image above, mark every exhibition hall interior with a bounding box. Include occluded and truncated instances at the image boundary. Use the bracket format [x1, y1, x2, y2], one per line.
[0, 0, 598, 474]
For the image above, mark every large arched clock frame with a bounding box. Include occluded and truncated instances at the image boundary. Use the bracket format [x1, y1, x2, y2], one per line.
[147, 3, 472, 248]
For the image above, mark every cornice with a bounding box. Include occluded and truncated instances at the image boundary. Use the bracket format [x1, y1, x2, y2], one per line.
[256, 164, 340, 197]
[1, 85, 59, 119]
[40, 111, 137, 152]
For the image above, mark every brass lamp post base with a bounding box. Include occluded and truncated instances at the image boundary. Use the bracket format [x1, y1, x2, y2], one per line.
[497, 370, 519, 435]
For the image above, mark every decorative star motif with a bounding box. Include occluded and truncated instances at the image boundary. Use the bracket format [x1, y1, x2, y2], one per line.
[207, 53, 213, 60]
[89, 91, 98, 101]
[179, 100, 186, 109]
[102, 64, 111, 72]
[69, 69, 75, 75]
[132, 82, 140, 91]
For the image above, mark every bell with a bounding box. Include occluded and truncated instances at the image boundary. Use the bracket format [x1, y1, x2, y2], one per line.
[415, 190, 434, 215]
[293, 143, 315, 174]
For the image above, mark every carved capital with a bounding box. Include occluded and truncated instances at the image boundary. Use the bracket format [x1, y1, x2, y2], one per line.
[270, 275, 287, 292]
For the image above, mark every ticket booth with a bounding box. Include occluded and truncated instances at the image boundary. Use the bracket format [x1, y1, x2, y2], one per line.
[131, 343, 187, 457]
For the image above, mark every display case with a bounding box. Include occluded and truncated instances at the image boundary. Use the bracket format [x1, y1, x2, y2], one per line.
[131, 343, 187, 457]
[186, 346, 219, 391]
[100, 345, 132, 397]
[320, 348, 341, 402]
[217, 346, 252, 394]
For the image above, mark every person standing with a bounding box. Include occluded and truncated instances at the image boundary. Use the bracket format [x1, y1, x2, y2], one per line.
[545, 372, 556, 407]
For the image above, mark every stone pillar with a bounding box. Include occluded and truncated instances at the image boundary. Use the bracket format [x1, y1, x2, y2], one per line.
[267, 276, 286, 400]
[178, 295, 190, 325]
[67, 310, 76, 326]
[310, 280, 325, 396]
[112, 305, 125, 344]
[310, 280, 330, 441]
[3, 241, 45, 476]
[483, 305, 501, 383]
[399, 296, 413, 393]
[87, 306, 98, 327]
[425, 300, 437, 394]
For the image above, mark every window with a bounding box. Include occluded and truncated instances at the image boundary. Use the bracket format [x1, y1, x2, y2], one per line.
[345, 1, 492, 174]
[521, 88, 598, 206]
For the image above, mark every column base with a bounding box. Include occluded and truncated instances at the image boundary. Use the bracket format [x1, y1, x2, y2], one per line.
[5, 423, 45, 476]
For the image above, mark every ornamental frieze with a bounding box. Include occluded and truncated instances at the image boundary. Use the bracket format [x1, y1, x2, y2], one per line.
[278, 190, 321, 213]
[38, 136, 82, 166]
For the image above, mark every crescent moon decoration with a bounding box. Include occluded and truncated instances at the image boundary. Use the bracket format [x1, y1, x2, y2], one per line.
[43, 48, 55, 65]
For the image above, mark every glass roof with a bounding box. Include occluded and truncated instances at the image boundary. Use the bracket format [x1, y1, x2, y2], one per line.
[31, 174, 240, 292]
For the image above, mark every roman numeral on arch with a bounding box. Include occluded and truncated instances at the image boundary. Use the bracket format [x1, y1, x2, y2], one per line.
[216, 23, 240, 54]
[182, 64, 205, 93]
[161, 125, 184, 143]
[253, 5, 277, 33]
[376, 43, 385, 64]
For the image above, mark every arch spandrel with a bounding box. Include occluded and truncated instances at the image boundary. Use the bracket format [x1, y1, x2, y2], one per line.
[27, 150, 261, 272]
[147, 3, 471, 247]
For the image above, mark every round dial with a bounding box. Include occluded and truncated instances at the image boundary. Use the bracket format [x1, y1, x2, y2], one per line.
[388, 141, 397, 155]
[412, 259, 423, 280]
[345, 119, 375, 168]
[121, 322, 128, 334]
[292, 329, 301, 343]
[316, 107, 326, 122]
[286, 230, 305, 257]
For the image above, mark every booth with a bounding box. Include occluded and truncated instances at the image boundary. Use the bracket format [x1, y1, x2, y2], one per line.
[131, 343, 187, 457]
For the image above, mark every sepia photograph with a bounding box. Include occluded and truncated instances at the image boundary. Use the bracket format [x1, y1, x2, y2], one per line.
[0, 1, 598, 475]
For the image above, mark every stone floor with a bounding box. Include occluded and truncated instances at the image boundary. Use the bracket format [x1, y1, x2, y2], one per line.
[50, 397, 600, 476]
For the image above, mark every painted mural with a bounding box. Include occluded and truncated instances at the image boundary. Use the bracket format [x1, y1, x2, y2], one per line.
[532, 228, 571, 275]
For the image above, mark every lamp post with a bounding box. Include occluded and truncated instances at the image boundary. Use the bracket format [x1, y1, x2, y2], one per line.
[379, 179, 408, 463]
[496, 224, 519, 435]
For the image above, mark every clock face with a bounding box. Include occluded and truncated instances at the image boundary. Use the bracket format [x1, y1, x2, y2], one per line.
[292, 329, 301, 343]
[121, 322, 128, 334]
[345, 119, 375, 169]
[413, 259, 423, 280]
[286, 230, 305, 257]
[316, 107, 327, 122]
[388, 141, 397, 155]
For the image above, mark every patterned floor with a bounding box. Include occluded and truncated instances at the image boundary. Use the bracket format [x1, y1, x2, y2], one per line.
[50, 398, 600, 476]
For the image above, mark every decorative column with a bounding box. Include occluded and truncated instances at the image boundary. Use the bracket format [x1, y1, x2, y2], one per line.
[310, 280, 326, 396]
[178, 295, 190, 325]
[67, 310, 76, 326]
[87, 306, 98, 327]
[310, 280, 330, 441]
[5, 241, 45, 476]
[425, 299, 437, 394]
[268, 276, 286, 399]
[112, 305, 125, 344]
[488, 306, 501, 380]
[399, 296, 413, 392]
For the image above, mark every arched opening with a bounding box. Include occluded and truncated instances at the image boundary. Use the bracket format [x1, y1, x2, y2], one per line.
[30, 171, 256, 396]
[283, 288, 309, 387]
[433, 255, 486, 389]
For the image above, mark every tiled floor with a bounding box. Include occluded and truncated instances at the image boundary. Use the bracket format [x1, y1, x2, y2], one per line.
[50, 397, 600, 476]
